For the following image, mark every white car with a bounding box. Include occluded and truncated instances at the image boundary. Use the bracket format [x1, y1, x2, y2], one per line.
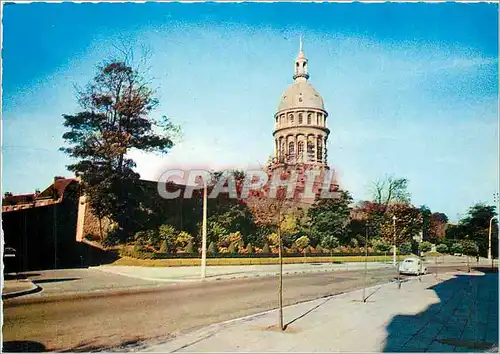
[399, 257, 427, 275]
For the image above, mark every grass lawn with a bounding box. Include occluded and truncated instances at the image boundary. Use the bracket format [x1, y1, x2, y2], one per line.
[110, 255, 408, 267]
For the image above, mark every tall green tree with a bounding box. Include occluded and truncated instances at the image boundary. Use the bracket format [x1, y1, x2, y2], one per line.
[459, 204, 498, 257]
[307, 190, 353, 245]
[61, 58, 179, 241]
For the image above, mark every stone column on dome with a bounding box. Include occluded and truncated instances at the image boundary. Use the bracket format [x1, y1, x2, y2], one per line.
[314, 134, 318, 164]
[293, 134, 299, 163]
[324, 136, 328, 165]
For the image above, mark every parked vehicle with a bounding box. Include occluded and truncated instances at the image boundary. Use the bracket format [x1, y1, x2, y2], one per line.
[399, 257, 427, 275]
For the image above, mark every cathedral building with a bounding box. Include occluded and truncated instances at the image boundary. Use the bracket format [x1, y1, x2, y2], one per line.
[273, 37, 330, 169]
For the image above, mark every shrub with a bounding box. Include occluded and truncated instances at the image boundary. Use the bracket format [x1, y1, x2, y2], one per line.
[436, 244, 448, 254]
[450, 242, 463, 254]
[372, 239, 391, 253]
[399, 242, 412, 254]
[159, 240, 168, 253]
[420, 241, 433, 253]
[228, 242, 238, 255]
[267, 233, 279, 247]
[321, 235, 339, 251]
[315, 244, 324, 253]
[461, 240, 479, 256]
[262, 243, 271, 254]
[208, 241, 218, 256]
[185, 240, 195, 255]
[176, 231, 193, 250]
[134, 238, 146, 253]
[246, 243, 254, 255]
[295, 236, 310, 250]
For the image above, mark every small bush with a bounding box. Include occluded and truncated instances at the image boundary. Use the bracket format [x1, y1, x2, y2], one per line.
[228, 242, 238, 255]
[246, 243, 254, 255]
[450, 242, 463, 254]
[262, 243, 271, 254]
[420, 241, 433, 253]
[185, 240, 195, 255]
[159, 240, 168, 253]
[208, 241, 218, 256]
[436, 244, 448, 254]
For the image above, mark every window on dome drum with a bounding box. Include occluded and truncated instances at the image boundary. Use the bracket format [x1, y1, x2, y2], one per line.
[317, 137, 323, 162]
[289, 114, 294, 125]
[298, 141, 304, 161]
[307, 114, 312, 125]
[317, 113, 322, 125]
[298, 113, 303, 124]
[307, 141, 315, 162]
[288, 142, 295, 163]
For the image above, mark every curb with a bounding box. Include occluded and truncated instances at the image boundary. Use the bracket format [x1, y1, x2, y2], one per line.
[2, 280, 42, 300]
[92, 263, 393, 284]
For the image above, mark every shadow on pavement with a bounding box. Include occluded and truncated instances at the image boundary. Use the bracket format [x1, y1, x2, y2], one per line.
[3, 273, 41, 281]
[2, 341, 46, 352]
[33, 277, 80, 284]
[383, 272, 498, 352]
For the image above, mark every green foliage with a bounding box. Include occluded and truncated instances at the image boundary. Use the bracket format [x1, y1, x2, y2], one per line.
[206, 221, 229, 246]
[461, 239, 479, 256]
[436, 244, 448, 254]
[450, 242, 463, 254]
[61, 60, 179, 242]
[420, 241, 433, 253]
[159, 240, 168, 253]
[185, 240, 195, 255]
[262, 243, 271, 254]
[315, 244, 324, 253]
[399, 242, 412, 254]
[176, 231, 193, 250]
[228, 242, 238, 255]
[321, 235, 340, 250]
[158, 224, 178, 254]
[295, 235, 310, 250]
[371, 238, 391, 253]
[207, 241, 218, 256]
[267, 233, 280, 247]
[458, 204, 497, 257]
[308, 191, 353, 245]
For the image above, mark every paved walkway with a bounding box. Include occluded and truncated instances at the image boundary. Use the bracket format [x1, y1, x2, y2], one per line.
[144, 270, 498, 353]
[94, 262, 393, 282]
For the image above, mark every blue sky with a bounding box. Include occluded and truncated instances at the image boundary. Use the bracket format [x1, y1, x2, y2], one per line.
[2, 2, 498, 221]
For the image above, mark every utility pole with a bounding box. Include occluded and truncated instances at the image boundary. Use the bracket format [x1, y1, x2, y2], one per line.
[201, 182, 208, 279]
[362, 222, 369, 302]
[278, 208, 284, 331]
[488, 216, 494, 260]
[392, 216, 397, 267]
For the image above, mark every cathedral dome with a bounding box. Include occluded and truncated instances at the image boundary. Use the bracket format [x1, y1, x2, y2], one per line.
[278, 80, 325, 112]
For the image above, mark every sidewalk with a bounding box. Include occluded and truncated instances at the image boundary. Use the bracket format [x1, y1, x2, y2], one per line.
[93, 262, 393, 282]
[144, 270, 498, 352]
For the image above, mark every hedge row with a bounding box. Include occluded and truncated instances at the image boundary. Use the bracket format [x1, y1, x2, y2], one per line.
[148, 251, 408, 259]
[113, 254, 409, 267]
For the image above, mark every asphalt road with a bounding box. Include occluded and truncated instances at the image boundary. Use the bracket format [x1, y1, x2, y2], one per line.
[2, 264, 478, 352]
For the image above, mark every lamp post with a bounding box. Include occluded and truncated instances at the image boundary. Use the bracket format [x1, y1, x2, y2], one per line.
[488, 216, 494, 261]
[201, 181, 208, 279]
